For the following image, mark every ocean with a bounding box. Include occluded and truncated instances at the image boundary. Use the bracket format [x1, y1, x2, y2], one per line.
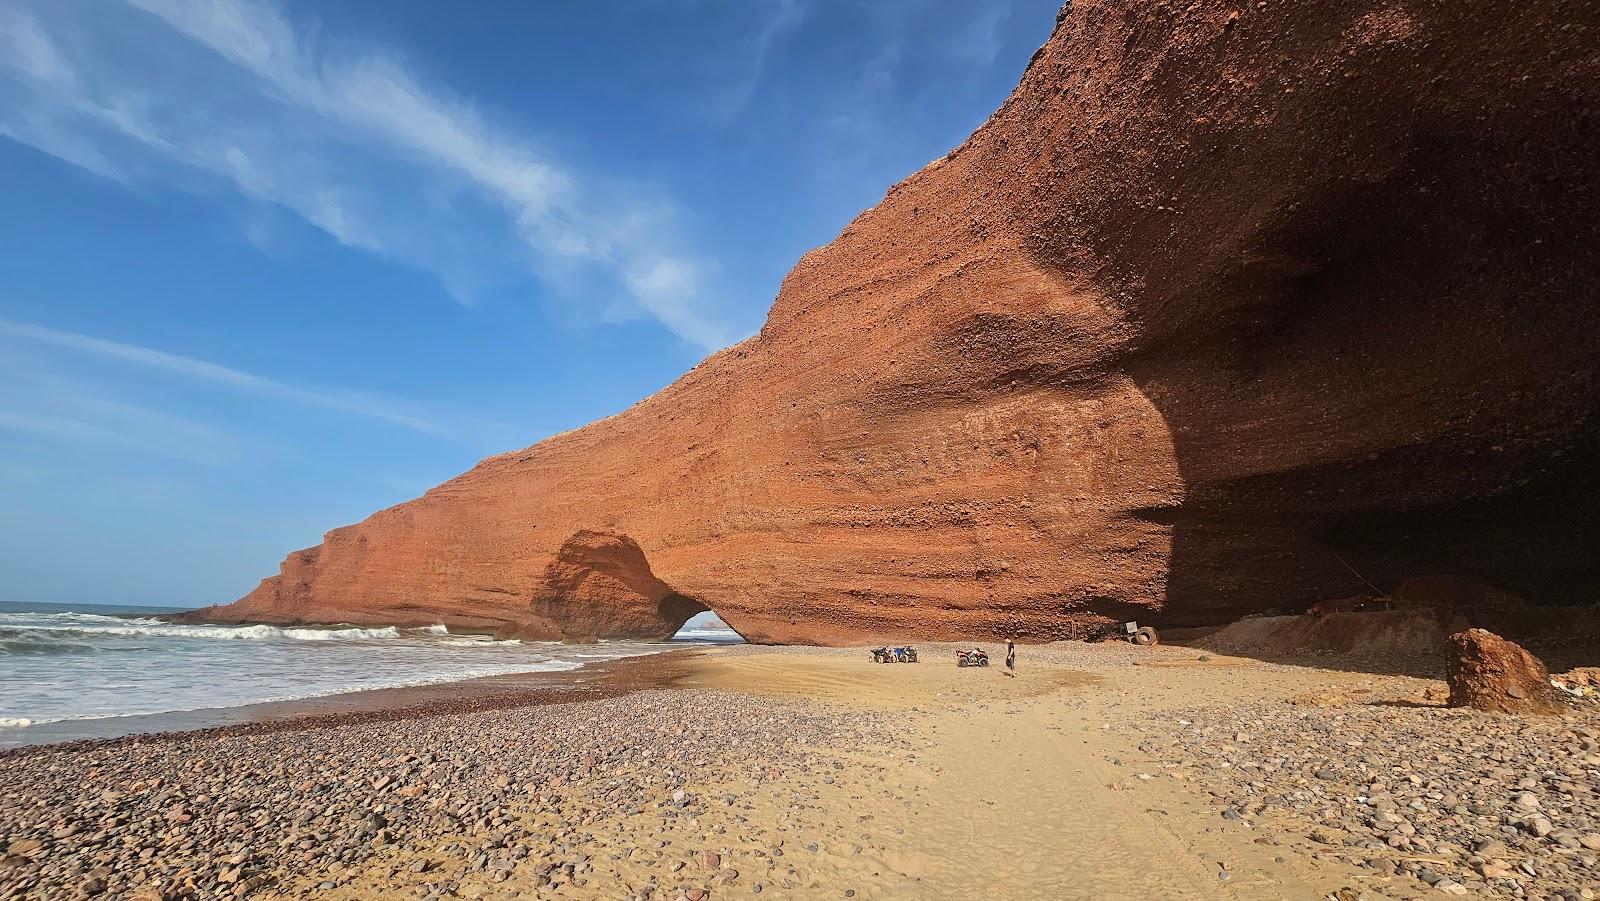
[0, 600, 740, 747]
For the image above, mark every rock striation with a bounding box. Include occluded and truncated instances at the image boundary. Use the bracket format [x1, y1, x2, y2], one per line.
[188, 0, 1600, 644]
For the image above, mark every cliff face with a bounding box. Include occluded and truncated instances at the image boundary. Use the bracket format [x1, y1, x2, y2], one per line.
[189, 0, 1600, 644]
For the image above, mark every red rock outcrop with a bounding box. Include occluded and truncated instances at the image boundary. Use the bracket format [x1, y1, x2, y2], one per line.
[187, 0, 1600, 644]
[1446, 629, 1561, 715]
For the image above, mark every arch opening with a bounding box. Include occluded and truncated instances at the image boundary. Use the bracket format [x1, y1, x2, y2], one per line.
[538, 530, 745, 641]
[669, 606, 745, 643]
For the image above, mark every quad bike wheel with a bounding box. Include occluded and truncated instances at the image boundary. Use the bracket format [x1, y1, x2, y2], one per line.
[979, 657, 989, 667]
[957, 658, 968, 667]
[1132, 626, 1159, 646]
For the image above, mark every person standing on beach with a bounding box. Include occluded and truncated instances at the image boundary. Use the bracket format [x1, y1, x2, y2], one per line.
[1004, 639, 1016, 677]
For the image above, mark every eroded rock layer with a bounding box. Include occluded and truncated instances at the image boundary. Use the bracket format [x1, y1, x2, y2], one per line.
[189, 0, 1600, 644]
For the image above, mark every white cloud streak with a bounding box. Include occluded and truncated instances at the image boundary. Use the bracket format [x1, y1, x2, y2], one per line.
[706, 0, 805, 122]
[0, 375, 247, 465]
[0, 0, 741, 349]
[0, 317, 441, 435]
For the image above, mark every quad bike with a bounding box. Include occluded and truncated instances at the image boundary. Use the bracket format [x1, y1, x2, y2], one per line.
[870, 647, 893, 663]
[893, 646, 919, 663]
[1088, 621, 1160, 646]
[956, 648, 989, 667]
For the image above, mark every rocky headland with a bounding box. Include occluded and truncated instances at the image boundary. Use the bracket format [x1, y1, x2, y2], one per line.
[186, 0, 1600, 646]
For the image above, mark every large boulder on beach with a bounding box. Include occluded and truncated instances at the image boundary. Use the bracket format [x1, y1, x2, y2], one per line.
[1446, 629, 1561, 715]
[183, 0, 1600, 645]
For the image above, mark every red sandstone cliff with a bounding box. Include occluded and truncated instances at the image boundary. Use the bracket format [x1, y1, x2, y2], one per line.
[188, 0, 1600, 644]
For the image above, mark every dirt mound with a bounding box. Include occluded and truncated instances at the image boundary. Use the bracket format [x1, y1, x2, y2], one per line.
[1196, 610, 1468, 666]
[189, 0, 1600, 644]
[1391, 576, 1529, 611]
[1196, 602, 1600, 676]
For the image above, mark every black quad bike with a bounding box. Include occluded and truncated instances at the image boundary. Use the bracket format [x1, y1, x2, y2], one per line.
[871, 646, 919, 663]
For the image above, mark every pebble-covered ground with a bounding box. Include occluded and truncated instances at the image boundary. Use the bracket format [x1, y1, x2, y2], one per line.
[0, 685, 899, 901]
[10, 639, 1600, 900]
[1121, 689, 1600, 900]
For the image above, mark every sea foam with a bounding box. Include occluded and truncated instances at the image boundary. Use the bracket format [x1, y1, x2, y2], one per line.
[0, 605, 698, 742]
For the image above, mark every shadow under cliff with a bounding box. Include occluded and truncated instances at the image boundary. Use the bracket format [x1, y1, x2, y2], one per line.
[1107, 38, 1593, 630]
[1034, 2, 1600, 637]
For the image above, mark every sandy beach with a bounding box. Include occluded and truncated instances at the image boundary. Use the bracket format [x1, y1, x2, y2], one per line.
[4, 643, 1600, 900]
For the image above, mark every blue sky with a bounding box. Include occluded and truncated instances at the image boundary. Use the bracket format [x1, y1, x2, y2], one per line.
[0, 0, 1059, 607]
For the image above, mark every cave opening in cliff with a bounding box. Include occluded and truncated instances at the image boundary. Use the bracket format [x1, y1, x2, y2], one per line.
[537, 530, 750, 641]
[670, 608, 745, 643]
[659, 593, 741, 642]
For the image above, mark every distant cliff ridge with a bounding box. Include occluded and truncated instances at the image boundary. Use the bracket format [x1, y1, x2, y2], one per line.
[683, 613, 733, 632]
[187, 0, 1600, 644]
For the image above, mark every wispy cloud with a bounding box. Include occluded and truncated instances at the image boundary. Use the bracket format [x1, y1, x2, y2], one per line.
[940, 2, 1012, 66]
[778, 0, 1024, 211]
[0, 317, 441, 435]
[705, 0, 805, 122]
[0, 0, 742, 349]
[0, 377, 246, 464]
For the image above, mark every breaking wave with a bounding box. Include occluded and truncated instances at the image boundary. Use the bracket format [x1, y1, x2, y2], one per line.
[0, 604, 698, 738]
[0, 613, 416, 652]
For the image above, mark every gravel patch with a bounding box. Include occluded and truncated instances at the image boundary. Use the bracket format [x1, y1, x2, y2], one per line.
[1126, 697, 1600, 899]
[0, 688, 890, 900]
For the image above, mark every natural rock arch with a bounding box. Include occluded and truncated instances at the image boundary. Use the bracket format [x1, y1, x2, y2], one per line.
[528, 531, 716, 641]
[186, 0, 1600, 646]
